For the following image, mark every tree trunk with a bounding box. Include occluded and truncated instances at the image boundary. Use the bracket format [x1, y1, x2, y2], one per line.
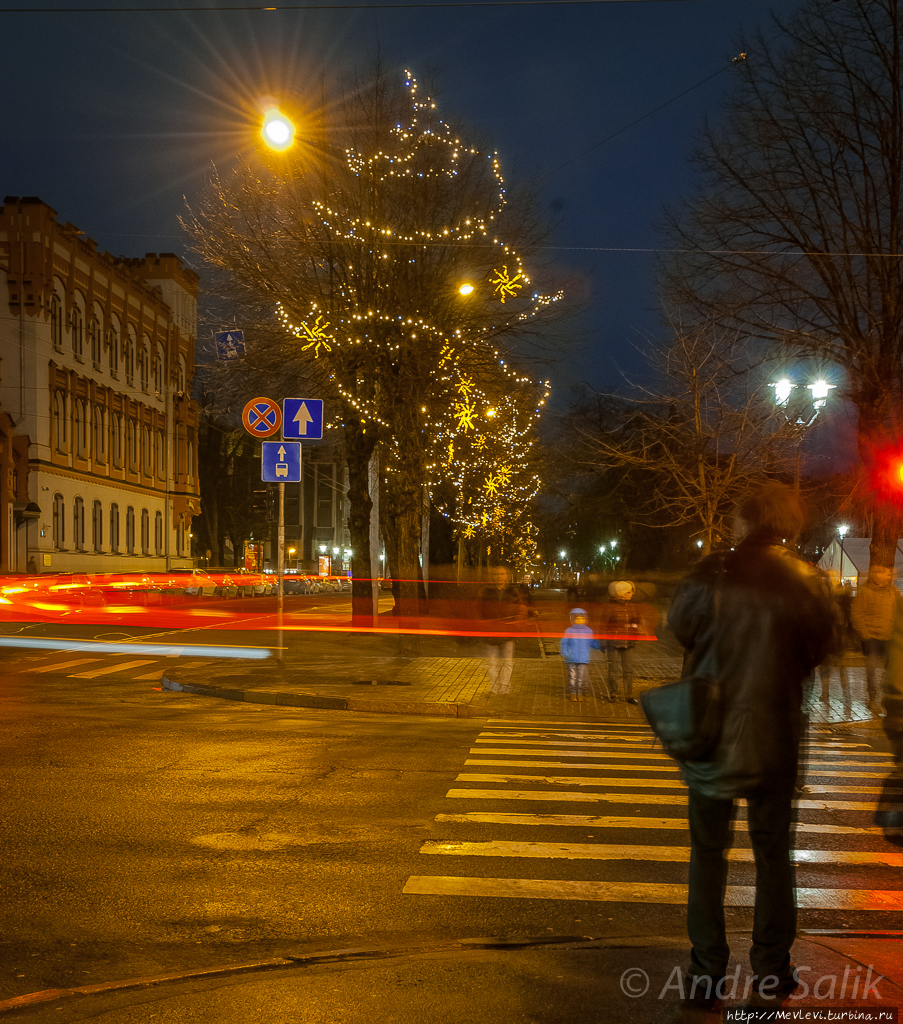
[857, 396, 900, 570]
[344, 415, 378, 624]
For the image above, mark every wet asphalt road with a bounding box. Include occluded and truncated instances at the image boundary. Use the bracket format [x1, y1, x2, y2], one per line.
[0, 641, 899, 1009]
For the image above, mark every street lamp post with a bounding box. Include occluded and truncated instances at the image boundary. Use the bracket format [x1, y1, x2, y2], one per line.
[838, 524, 849, 585]
[768, 376, 835, 490]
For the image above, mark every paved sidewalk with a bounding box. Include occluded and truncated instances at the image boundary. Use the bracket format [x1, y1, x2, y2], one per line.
[162, 630, 887, 728]
[3, 931, 901, 1022]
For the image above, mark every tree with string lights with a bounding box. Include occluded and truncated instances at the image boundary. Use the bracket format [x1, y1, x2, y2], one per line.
[186, 67, 563, 617]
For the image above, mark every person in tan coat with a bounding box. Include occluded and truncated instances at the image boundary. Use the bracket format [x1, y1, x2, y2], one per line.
[851, 565, 897, 714]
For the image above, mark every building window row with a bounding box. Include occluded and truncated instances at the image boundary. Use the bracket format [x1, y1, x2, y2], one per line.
[49, 288, 174, 401]
[52, 394, 174, 479]
[52, 492, 163, 556]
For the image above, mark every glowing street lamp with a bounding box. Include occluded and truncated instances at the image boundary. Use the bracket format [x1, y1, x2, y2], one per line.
[261, 106, 296, 152]
[770, 379, 795, 406]
[807, 379, 836, 410]
[458, 282, 474, 297]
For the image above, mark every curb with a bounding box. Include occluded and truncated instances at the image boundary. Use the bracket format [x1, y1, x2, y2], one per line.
[0, 935, 623, 1017]
[161, 673, 485, 718]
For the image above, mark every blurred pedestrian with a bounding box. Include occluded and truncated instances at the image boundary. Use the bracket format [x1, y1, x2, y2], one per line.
[667, 482, 833, 1003]
[818, 578, 851, 713]
[479, 566, 527, 695]
[878, 589, 903, 830]
[560, 607, 602, 702]
[851, 564, 897, 715]
[598, 581, 641, 704]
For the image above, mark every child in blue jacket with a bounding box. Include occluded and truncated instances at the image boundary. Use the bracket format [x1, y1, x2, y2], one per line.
[560, 607, 601, 702]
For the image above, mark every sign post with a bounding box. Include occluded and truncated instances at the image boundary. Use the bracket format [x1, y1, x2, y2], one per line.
[261, 440, 302, 669]
[248, 398, 324, 663]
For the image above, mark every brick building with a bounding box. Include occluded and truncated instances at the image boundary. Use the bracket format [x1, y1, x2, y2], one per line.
[0, 196, 200, 573]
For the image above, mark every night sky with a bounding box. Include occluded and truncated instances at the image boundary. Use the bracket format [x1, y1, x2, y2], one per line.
[2, 0, 810, 398]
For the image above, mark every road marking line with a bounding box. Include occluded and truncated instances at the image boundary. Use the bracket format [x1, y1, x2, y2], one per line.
[487, 719, 650, 729]
[464, 760, 889, 782]
[471, 747, 894, 768]
[457, 773, 885, 796]
[134, 670, 164, 680]
[68, 660, 158, 678]
[418, 841, 903, 867]
[446, 788, 877, 811]
[434, 812, 883, 835]
[464, 759, 682, 772]
[457, 773, 686, 788]
[479, 731, 652, 743]
[478, 730, 868, 753]
[29, 659, 102, 673]
[402, 877, 903, 909]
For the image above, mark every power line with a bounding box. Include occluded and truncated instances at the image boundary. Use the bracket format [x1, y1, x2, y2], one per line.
[0, 0, 765, 11]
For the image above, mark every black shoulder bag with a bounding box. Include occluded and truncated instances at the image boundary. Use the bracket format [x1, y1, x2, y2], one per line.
[640, 558, 725, 762]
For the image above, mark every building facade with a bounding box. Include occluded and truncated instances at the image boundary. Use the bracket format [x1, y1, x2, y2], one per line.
[0, 196, 200, 573]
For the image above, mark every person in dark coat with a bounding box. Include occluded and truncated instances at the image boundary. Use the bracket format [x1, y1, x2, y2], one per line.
[667, 483, 833, 1001]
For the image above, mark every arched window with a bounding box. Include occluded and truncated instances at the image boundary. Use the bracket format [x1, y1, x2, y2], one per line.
[94, 406, 106, 463]
[177, 355, 187, 394]
[89, 317, 101, 365]
[156, 430, 165, 478]
[142, 425, 152, 474]
[141, 508, 150, 554]
[53, 392, 67, 453]
[109, 503, 120, 553]
[125, 327, 136, 385]
[50, 293, 63, 350]
[154, 511, 163, 555]
[126, 506, 135, 554]
[154, 345, 165, 397]
[140, 336, 150, 392]
[73, 400, 87, 458]
[73, 496, 85, 550]
[127, 420, 138, 471]
[108, 320, 120, 376]
[52, 492, 65, 548]
[70, 303, 84, 359]
[93, 500, 103, 552]
[111, 412, 122, 469]
[187, 438, 194, 483]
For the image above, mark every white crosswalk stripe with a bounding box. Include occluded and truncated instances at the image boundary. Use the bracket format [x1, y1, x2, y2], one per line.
[13, 651, 216, 679]
[403, 720, 903, 912]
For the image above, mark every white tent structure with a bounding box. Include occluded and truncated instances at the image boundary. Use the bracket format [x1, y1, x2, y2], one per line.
[818, 537, 903, 587]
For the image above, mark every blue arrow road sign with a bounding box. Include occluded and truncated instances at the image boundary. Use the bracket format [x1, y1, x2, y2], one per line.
[283, 398, 324, 440]
[215, 330, 245, 360]
[261, 441, 301, 482]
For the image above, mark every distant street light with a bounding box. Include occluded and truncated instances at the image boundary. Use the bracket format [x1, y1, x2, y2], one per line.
[458, 282, 474, 296]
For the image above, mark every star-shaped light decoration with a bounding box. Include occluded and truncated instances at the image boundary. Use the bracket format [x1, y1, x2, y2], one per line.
[295, 315, 334, 358]
[457, 374, 475, 399]
[462, 524, 476, 539]
[496, 464, 512, 486]
[454, 401, 477, 432]
[473, 434, 487, 451]
[489, 266, 524, 304]
[484, 473, 500, 497]
[446, 441, 454, 465]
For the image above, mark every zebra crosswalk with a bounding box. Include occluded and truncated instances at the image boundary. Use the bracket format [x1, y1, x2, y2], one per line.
[403, 719, 903, 911]
[10, 649, 218, 680]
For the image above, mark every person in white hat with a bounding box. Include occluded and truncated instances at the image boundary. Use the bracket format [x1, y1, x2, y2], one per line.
[598, 580, 641, 702]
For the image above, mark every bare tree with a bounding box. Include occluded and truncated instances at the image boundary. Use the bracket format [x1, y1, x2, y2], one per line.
[663, 0, 903, 566]
[185, 67, 562, 617]
[575, 327, 776, 554]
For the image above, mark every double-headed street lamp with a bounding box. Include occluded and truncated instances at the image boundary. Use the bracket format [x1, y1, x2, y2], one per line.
[768, 375, 836, 488]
